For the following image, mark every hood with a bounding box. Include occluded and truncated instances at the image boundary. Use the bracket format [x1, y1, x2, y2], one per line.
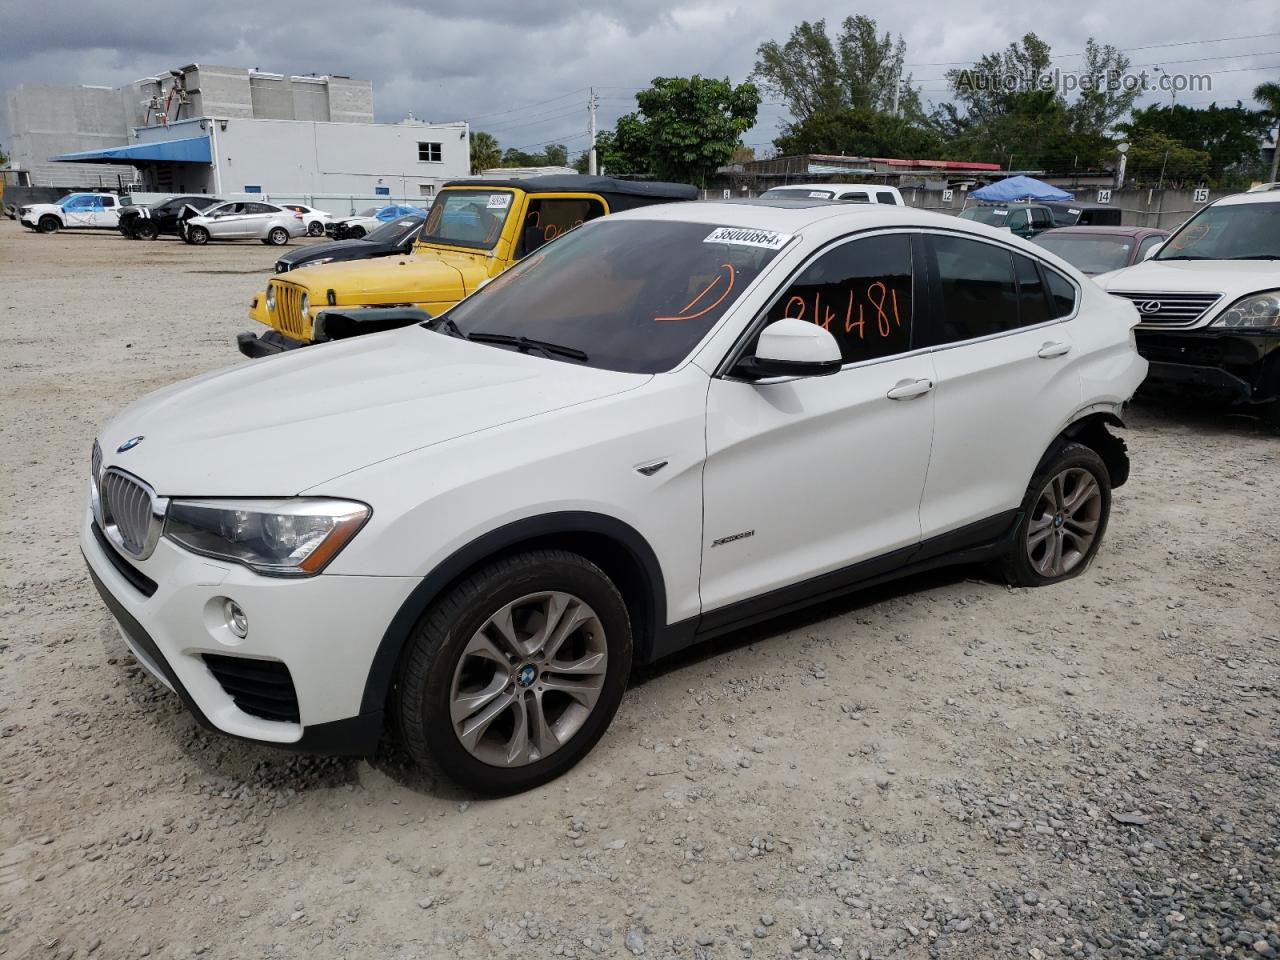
[22, 203, 60, 215]
[96, 327, 648, 496]
[1095, 259, 1280, 300]
[277, 237, 375, 265]
[281, 251, 487, 305]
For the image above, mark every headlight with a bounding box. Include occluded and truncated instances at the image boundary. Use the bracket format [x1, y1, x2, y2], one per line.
[301, 293, 311, 317]
[265, 284, 276, 311]
[305, 257, 334, 268]
[163, 498, 370, 577]
[1213, 290, 1280, 329]
[90, 440, 104, 526]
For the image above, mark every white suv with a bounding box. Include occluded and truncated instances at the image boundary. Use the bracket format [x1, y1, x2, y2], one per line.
[19, 192, 123, 232]
[1094, 188, 1280, 429]
[82, 201, 1146, 793]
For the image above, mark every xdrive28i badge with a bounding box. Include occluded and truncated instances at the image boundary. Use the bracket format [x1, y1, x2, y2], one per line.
[117, 436, 145, 452]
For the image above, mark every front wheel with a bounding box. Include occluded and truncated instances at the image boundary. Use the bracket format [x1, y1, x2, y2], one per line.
[38, 216, 61, 234]
[1003, 442, 1111, 587]
[347, 226, 365, 239]
[394, 550, 632, 795]
[185, 225, 209, 245]
[307, 220, 324, 237]
[267, 226, 290, 246]
[135, 221, 159, 241]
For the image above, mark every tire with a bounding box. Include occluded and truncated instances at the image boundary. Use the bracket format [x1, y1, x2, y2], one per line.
[1263, 400, 1280, 436]
[186, 225, 209, 245]
[38, 216, 61, 234]
[307, 220, 324, 237]
[394, 549, 632, 795]
[135, 221, 159, 241]
[267, 227, 290, 246]
[347, 226, 366, 239]
[1003, 442, 1111, 587]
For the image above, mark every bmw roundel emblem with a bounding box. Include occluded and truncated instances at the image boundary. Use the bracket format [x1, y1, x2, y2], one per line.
[117, 435, 145, 452]
[516, 665, 537, 688]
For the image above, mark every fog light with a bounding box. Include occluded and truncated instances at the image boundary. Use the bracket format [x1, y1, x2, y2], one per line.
[224, 599, 248, 639]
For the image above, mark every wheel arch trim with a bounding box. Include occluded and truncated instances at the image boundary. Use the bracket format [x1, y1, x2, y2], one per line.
[359, 511, 667, 717]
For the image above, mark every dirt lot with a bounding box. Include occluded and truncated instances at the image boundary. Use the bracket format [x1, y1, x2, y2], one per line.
[0, 218, 1277, 960]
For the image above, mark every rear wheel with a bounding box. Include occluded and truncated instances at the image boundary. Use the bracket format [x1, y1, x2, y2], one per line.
[307, 220, 324, 237]
[1003, 442, 1111, 587]
[186, 225, 209, 245]
[394, 550, 632, 795]
[135, 221, 159, 241]
[38, 216, 60, 234]
[267, 226, 290, 246]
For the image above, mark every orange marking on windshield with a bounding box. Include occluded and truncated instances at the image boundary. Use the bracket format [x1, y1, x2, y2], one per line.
[655, 264, 736, 322]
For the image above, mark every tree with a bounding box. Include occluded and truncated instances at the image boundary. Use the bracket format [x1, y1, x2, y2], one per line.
[469, 131, 501, 175]
[754, 16, 911, 119]
[603, 76, 759, 185]
[774, 106, 942, 157]
[1123, 130, 1211, 187]
[1068, 39, 1142, 134]
[542, 143, 569, 167]
[1118, 103, 1272, 184]
[1255, 80, 1280, 181]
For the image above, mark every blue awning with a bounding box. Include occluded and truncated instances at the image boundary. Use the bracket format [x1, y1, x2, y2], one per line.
[971, 175, 1072, 202]
[50, 136, 212, 165]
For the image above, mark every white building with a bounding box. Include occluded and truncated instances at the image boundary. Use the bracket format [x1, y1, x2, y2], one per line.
[7, 64, 469, 196]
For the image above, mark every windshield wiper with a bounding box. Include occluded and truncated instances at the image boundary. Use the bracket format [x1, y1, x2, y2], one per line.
[1155, 254, 1210, 260]
[467, 331, 589, 362]
[423, 315, 465, 338]
[1228, 255, 1280, 260]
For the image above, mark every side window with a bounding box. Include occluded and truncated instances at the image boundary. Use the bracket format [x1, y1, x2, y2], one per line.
[765, 233, 913, 365]
[875, 191, 897, 205]
[1045, 268, 1077, 318]
[244, 202, 273, 214]
[518, 197, 606, 258]
[1013, 254, 1051, 327]
[1137, 235, 1164, 261]
[1007, 209, 1029, 231]
[840, 191, 870, 203]
[930, 235, 1019, 343]
[1030, 208, 1051, 228]
[101, 196, 115, 207]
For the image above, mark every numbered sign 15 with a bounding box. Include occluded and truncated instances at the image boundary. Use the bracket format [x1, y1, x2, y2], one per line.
[1193, 188, 1209, 204]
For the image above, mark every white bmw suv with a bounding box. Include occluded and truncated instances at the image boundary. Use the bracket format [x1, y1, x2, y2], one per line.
[82, 200, 1147, 793]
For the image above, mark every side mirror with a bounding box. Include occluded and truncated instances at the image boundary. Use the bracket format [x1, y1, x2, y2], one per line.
[1142, 241, 1163, 261]
[734, 318, 842, 380]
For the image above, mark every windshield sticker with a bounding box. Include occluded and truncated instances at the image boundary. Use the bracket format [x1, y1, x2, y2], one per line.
[809, 191, 830, 198]
[993, 209, 1008, 216]
[487, 194, 512, 209]
[1068, 208, 1081, 215]
[704, 226, 792, 250]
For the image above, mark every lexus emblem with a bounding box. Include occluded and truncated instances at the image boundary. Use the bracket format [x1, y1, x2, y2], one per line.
[117, 435, 145, 452]
[1138, 300, 1162, 315]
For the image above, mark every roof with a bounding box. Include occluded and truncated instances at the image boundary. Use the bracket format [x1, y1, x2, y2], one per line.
[50, 136, 212, 165]
[1040, 226, 1169, 237]
[443, 175, 697, 201]
[606, 197, 963, 234]
[762, 183, 900, 194]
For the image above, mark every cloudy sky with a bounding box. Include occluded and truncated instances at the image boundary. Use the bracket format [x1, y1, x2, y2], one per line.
[3, 0, 1278, 157]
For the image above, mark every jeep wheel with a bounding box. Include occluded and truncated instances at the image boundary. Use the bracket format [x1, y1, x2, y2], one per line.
[185, 225, 209, 245]
[394, 549, 632, 795]
[1004, 442, 1111, 587]
[38, 216, 60, 234]
[307, 220, 324, 237]
[135, 221, 159, 241]
[267, 227, 290, 246]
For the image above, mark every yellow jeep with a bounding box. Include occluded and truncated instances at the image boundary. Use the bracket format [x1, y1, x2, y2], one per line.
[238, 175, 697, 357]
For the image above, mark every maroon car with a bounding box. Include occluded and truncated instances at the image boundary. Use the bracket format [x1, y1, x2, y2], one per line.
[1033, 225, 1170, 276]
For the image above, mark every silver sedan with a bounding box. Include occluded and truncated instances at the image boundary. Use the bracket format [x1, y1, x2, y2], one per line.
[181, 201, 308, 246]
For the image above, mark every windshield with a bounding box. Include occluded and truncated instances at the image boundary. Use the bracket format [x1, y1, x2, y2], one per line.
[1033, 233, 1133, 274]
[958, 207, 1009, 226]
[57, 194, 92, 209]
[763, 188, 835, 200]
[364, 216, 422, 243]
[1156, 201, 1280, 260]
[354, 207, 378, 217]
[433, 218, 788, 373]
[420, 190, 514, 249]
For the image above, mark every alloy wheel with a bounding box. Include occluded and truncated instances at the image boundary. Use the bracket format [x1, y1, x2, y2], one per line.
[1025, 467, 1103, 577]
[449, 591, 607, 768]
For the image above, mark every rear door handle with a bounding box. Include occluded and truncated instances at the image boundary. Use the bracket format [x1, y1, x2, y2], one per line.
[886, 378, 934, 400]
[1037, 341, 1071, 359]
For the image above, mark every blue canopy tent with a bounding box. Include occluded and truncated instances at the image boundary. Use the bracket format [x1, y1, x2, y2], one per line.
[50, 136, 212, 165]
[970, 175, 1072, 202]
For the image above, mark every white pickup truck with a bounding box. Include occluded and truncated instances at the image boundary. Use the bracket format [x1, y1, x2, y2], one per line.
[19, 193, 124, 233]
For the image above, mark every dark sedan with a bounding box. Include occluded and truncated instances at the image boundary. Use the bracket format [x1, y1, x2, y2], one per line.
[272, 215, 425, 273]
[1033, 225, 1170, 276]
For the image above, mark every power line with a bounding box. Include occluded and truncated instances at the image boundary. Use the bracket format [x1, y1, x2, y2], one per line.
[904, 31, 1280, 68]
[462, 88, 589, 124]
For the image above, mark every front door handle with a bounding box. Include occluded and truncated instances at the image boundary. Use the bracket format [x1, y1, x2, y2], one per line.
[1037, 341, 1071, 359]
[886, 378, 934, 400]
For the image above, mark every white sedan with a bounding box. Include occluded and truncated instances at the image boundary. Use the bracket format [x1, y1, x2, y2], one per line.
[181, 201, 308, 245]
[280, 203, 336, 237]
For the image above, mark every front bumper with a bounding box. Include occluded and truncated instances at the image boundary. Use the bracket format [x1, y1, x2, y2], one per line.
[1135, 327, 1280, 405]
[238, 328, 309, 358]
[80, 508, 417, 754]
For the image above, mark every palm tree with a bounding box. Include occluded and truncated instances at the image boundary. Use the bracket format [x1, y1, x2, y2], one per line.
[469, 131, 502, 176]
[1255, 80, 1280, 182]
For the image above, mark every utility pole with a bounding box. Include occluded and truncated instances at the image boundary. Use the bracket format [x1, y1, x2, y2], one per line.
[588, 88, 599, 175]
[891, 67, 902, 118]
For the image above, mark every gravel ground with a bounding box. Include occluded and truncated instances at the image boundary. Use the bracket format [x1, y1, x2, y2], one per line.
[1, 218, 1277, 960]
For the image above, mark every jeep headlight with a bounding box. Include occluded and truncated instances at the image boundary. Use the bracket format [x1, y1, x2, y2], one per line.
[265, 284, 277, 311]
[164, 498, 370, 577]
[1214, 290, 1280, 329]
[301, 292, 311, 318]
